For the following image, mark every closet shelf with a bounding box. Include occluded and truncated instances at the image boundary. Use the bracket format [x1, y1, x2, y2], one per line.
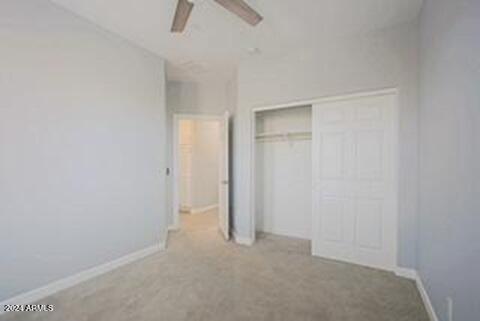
[255, 131, 312, 141]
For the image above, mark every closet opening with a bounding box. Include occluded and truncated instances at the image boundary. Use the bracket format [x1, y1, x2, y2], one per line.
[250, 89, 399, 271]
[254, 105, 313, 246]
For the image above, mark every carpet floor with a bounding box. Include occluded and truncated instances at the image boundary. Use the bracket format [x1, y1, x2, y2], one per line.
[1, 210, 429, 321]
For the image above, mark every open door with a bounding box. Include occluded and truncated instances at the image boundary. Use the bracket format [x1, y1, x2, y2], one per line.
[218, 111, 230, 240]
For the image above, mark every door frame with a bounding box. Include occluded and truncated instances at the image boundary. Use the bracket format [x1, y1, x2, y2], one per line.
[249, 87, 400, 270]
[172, 113, 224, 230]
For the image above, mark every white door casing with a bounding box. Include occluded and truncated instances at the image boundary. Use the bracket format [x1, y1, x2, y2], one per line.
[312, 93, 397, 271]
[218, 111, 230, 240]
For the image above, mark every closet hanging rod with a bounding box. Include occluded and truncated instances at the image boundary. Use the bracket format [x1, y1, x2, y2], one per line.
[255, 130, 312, 140]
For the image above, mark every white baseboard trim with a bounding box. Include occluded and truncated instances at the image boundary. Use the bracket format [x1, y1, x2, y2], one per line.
[233, 232, 254, 246]
[190, 204, 218, 214]
[415, 272, 439, 321]
[395, 267, 418, 280]
[395, 267, 438, 321]
[168, 224, 180, 231]
[0, 242, 164, 315]
[158, 240, 166, 251]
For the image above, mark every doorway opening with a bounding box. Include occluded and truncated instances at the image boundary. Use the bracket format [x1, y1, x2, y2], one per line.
[172, 114, 230, 240]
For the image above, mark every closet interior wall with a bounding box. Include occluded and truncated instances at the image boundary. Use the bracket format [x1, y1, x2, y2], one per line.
[255, 105, 312, 240]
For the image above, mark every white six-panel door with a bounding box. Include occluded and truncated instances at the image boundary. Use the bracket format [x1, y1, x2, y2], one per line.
[312, 93, 397, 271]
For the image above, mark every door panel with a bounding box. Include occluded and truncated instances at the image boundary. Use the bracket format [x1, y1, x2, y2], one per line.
[312, 94, 396, 271]
[355, 130, 383, 180]
[320, 133, 345, 178]
[321, 198, 344, 242]
[356, 199, 383, 249]
[218, 112, 230, 240]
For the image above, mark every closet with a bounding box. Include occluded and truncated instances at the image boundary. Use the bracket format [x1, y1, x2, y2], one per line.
[255, 105, 313, 240]
[252, 91, 398, 271]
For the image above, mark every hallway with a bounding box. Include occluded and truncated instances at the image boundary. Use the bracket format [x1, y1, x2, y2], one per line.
[1, 209, 428, 321]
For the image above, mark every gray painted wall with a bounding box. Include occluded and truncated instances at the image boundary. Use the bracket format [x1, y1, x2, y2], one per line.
[0, 0, 167, 301]
[418, 0, 480, 320]
[234, 21, 420, 268]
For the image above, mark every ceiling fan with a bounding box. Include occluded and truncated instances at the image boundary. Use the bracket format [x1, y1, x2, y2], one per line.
[171, 0, 263, 33]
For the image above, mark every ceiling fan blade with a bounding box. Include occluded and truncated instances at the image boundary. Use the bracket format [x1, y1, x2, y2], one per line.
[213, 0, 263, 26]
[171, 0, 194, 33]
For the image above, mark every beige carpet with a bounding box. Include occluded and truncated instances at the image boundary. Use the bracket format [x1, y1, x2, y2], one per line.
[1, 209, 429, 321]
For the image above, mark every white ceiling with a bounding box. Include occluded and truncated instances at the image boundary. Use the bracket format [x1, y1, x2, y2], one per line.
[50, 0, 423, 82]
